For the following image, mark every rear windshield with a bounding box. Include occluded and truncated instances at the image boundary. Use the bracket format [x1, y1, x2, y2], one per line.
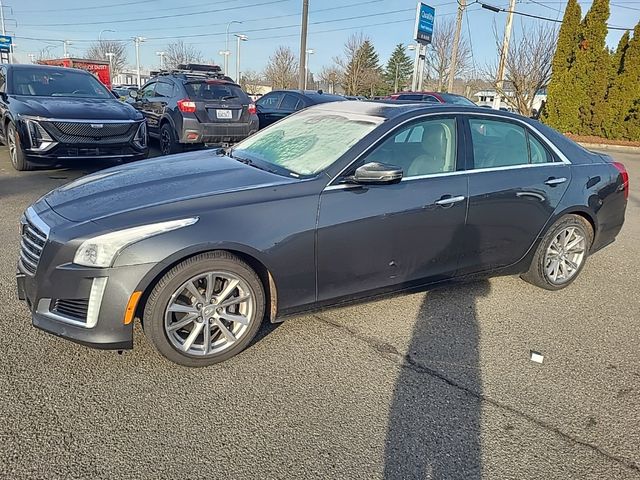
[184, 82, 247, 102]
[9, 68, 111, 99]
[440, 93, 476, 106]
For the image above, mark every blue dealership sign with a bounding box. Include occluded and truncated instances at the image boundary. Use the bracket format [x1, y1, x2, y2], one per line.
[414, 3, 435, 45]
[0, 35, 12, 52]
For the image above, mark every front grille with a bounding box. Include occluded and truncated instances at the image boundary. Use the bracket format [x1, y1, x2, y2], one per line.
[58, 146, 134, 158]
[19, 212, 49, 275]
[42, 121, 137, 144]
[52, 298, 89, 322]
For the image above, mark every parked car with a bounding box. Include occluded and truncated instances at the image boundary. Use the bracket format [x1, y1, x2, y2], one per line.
[255, 89, 344, 129]
[129, 64, 258, 155]
[0, 64, 148, 171]
[112, 85, 138, 101]
[386, 91, 477, 106]
[344, 95, 367, 101]
[17, 103, 628, 366]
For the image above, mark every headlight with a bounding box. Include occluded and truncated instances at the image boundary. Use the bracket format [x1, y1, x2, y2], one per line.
[133, 121, 147, 148]
[25, 119, 57, 151]
[74, 218, 198, 268]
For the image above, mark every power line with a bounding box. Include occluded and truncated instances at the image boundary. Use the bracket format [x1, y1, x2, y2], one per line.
[20, 0, 292, 27]
[14, 0, 157, 14]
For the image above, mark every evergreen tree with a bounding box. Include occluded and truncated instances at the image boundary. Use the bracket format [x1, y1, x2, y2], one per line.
[573, 0, 611, 135]
[542, 0, 582, 132]
[344, 40, 383, 96]
[607, 22, 640, 140]
[384, 43, 414, 93]
[602, 31, 630, 138]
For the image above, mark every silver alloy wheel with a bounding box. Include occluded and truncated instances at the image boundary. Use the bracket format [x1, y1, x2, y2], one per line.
[544, 226, 586, 284]
[7, 126, 17, 166]
[164, 271, 255, 356]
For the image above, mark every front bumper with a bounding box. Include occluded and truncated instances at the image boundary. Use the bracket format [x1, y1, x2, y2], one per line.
[24, 143, 148, 164]
[16, 206, 156, 350]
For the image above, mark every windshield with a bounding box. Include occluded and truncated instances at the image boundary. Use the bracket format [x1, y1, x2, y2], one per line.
[232, 109, 383, 176]
[440, 93, 476, 106]
[9, 68, 112, 99]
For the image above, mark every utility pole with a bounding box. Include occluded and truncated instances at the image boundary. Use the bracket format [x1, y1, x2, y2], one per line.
[235, 34, 247, 83]
[448, 0, 465, 93]
[105, 51, 114, 76]
[63, 40, 72, 58]
[133, 36, 145, 87]
[492, 0, 516, 109]
[298, 0, 309, 91]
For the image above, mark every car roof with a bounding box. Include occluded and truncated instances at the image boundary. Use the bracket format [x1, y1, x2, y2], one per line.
[6, 63, 91, 76]
[270, 89, 345, 101]
[310, 100, 537, 122]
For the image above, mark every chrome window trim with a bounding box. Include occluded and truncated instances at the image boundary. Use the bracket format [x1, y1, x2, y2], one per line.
[324, 110, 571, 191]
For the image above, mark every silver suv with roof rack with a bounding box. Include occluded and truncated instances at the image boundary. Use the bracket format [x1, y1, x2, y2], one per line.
[128, 63, 259, 155]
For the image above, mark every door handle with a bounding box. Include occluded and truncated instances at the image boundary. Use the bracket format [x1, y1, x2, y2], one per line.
[544, 177, 567, 186]
[435, 195, 466, 206]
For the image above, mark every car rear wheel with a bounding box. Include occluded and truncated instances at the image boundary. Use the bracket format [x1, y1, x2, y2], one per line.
[7, 123, 34, 171]
[159, 123, 182, 156]
[521, 214, 593, 290]
[143, 251, 265, 366]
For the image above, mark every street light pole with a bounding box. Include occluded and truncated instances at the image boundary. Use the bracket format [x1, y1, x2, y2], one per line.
[156, 51, 166, 69]
[298, 0, 309, 91]
[99, 29, 115, 42]
[234, 34, 247, 83]
[133, 36, 145, 87]
[225, 20, 242, 74]
[63, 40, 72, 58]
[305, 48, 314, 90]
[105, 52, 114, 75]
[409, 44, 419, 91]
[492, 0, 516, 109]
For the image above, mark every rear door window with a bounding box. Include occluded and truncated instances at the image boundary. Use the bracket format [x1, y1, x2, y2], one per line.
[279, 94, 299, 111]
[184, 82, 246, 102]
[155, 82, 174, 98]
[257, 92, 283, 109]
[397, 94, 423, 101]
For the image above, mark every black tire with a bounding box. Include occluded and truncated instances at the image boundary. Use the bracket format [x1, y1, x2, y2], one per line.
[7, 123, 34, 171]
[159, 122, 183, 156]
[521, 214, 593, 290]
[143, 251, 265, 367]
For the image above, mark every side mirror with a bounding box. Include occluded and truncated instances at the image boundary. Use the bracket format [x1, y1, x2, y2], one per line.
[129, 89, 139, 99]
[353, 162, 403, 185]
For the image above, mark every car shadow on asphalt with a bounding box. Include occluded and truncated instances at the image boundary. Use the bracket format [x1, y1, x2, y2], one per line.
[383, 279, 490, 479]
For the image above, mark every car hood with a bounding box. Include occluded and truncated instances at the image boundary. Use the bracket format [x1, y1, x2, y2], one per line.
[11, 95, 141, 121]
[44, 151, 296, 223]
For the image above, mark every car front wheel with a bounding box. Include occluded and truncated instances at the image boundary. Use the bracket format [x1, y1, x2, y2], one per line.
[7, 123, 34, 171]
[143, 251, 265, 366]
[521, 214, 593, 290]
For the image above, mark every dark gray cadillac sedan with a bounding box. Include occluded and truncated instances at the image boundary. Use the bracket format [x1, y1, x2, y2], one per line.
[17, 102, 628, 366]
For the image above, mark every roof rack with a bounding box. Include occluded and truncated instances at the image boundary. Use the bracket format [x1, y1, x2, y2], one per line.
[150, 63, 234, 82]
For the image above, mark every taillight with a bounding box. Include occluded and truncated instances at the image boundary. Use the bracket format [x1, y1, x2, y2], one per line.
[177, 99, 196, 113]
[612, 161, 629, 200]
[248, 103, 256, 115]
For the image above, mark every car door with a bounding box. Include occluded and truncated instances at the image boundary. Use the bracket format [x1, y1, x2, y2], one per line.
[255, 91, 284, 128]
[152, 80, 174, 130]
[458, 115, 571, 274]
[317, 115, 469, 302]
[134, 82, 158, 133]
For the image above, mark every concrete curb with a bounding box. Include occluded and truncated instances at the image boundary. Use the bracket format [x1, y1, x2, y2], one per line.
[577, 142, 640, 154]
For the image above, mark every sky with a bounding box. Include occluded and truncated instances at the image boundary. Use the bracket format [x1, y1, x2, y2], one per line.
[6, 0, 640, 78]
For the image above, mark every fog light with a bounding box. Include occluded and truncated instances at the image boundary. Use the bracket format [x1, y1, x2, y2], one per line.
[86, 277, 108, 328]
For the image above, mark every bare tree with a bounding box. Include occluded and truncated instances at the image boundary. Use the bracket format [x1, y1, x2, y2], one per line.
[264, 46, 298, 89]
[335, 33, 366, 95]
[36, 47, 55, 62]
[164, 41, 203, 70]
[426, 18, 472, 92]
[85, 40, 128, 75]
[318, 65, 342, 94]
[240, 70, 264, 93]
[486, 22, 557, 116]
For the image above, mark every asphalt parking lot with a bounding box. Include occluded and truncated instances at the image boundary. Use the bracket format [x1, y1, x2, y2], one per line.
[0, 145, 639, 479]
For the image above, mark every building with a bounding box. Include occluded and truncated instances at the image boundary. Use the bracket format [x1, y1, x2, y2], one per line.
[474, 88, 548, 113]
[112, 69, 151, 87]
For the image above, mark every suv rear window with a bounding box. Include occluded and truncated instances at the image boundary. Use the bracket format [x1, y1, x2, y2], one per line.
[184, 82, 246, 101]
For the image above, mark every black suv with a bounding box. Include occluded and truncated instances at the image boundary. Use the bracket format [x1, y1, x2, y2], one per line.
[130, 64, 258, 155]
[0, 64, 148, 171]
